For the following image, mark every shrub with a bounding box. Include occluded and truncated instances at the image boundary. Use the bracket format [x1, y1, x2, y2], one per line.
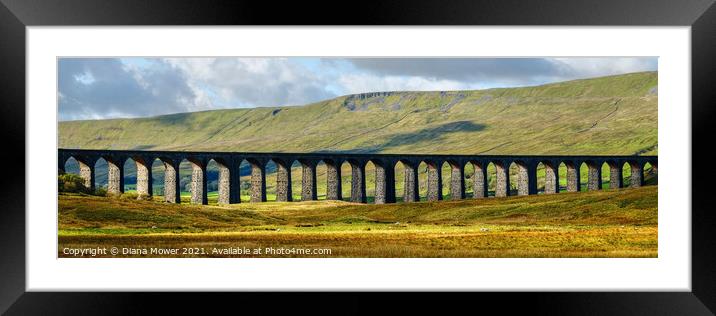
[119, 191, 153, 201]
[106, 190, 122, 198]
[93, 187, 108, 197]
[137, 194, 153, 201]
[120, 192, 139, 200]
[58, 174, 90, 193]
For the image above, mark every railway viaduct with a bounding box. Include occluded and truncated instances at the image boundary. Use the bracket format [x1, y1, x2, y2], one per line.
[58, 149, 657, 205]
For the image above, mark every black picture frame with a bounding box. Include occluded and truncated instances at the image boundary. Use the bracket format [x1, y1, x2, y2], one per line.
[1, 0, 714, 314]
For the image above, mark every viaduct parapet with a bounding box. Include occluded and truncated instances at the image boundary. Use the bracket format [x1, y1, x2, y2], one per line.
[58, 149, 657, 205]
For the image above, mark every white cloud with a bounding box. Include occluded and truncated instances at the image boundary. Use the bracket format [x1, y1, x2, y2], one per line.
[58, 57, 657, 120]
[337, 73, 482, 94]
[58, 58, 198, 121]
[550, 57, 657, 78]
[346, 57, 657, 87]
[73, 71, 95, 85]
[164, 58, 335, 108]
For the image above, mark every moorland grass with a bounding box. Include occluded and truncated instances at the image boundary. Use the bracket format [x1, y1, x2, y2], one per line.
[59, 185, 658, 258]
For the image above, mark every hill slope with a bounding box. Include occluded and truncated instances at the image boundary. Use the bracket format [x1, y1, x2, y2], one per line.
[59, 71, 658, 155]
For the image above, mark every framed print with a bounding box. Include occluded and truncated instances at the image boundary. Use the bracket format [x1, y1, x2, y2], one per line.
[1, 0, 715, 314]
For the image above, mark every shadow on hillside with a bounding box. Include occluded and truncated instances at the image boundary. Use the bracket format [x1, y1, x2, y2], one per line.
[315, 121, 486, 154]
[154, 112, 192, 125]
[131, 145, 156, 150]
[378, 120, 486, 151]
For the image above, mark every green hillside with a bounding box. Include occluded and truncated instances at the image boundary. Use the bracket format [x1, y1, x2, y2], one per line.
[59, 71, 658, 155]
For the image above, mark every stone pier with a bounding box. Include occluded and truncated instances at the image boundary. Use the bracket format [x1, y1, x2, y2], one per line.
[495, 162, 509, 197]
[250, 161, 267, 202]
[275, 161, 292, 202]
[301, 161, 317, 201]
[449, 162, 465, 200]
[350, 162, 366, 203]
[189, 160, 207, 205]
[374, 162, 396, 204]
[609, 163, 623, 189]
[163, 160, 181, 203]
[77, 159, 94, 191]
[471, 162, 487, 198]
[516, 163, 530, 196]
[566, 163, 580, 192]
[587, 163, 602, 191]
[426, 162, 442, 201]
[544, 163, 558, 194]
[107, 159, 124, 195]
[403, 163, 419, 202]
[217, 162, 231, 204]
[135, 159, 153, 199]
[326, 161, 342, 201]
[629, 162, 644, 188]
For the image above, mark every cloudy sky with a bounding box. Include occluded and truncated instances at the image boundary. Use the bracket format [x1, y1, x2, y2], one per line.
[58, 57, 657, 121]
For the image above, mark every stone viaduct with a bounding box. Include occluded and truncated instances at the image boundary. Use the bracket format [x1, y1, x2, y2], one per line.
[58, 149, 657, 205]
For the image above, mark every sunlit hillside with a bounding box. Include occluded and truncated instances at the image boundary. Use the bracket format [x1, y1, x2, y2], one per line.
[59, 71, 657, 155]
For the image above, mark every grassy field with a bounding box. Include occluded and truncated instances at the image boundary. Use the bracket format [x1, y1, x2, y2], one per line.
[58, 185, 658, 258]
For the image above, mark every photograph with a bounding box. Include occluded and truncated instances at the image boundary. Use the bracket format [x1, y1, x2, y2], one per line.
[4, 0, 714, 311]
[57, 57, 659, 258]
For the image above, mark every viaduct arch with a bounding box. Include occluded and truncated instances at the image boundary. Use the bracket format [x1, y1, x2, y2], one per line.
[59, 149, 657, 205]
